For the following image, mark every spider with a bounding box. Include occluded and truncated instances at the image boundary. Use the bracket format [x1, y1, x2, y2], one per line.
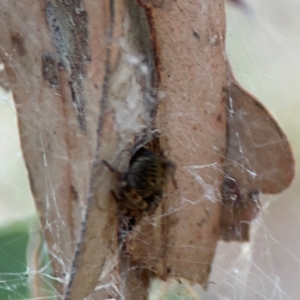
[103, 147, 175, 219]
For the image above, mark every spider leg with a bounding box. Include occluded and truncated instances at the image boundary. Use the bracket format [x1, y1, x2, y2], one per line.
[110, 190, 131, 218]
[102, 160, 117, 172]
[103, 160, 125, 182]
[145, 192, 162, 215]
[110, 190, 122, 203]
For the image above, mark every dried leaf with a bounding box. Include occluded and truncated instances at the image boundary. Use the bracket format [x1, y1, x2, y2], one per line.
[127, 0, 227, 285]
[225, 80, 295, 194]
[65, 0, 160, 299]
[219, 67, 295, 241]
[0, 0, 118, 298]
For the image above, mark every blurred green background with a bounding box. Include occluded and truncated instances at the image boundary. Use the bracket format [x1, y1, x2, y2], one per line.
[0, 221, 31, 299]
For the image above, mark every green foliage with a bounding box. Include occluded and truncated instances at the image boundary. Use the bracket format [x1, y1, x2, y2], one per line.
[0, 222, 31, 300]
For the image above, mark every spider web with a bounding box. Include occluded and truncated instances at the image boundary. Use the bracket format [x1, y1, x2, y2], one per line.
[0, 0, 299, 299]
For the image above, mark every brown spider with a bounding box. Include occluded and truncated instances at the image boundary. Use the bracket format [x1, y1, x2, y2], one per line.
[103, 147, 175, 219]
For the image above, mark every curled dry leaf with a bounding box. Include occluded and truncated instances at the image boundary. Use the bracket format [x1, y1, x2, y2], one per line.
[65, 0, 160, 299]
[126, 0, 227, 286]
[0, 0, 97, 297]
[1, 0, 156, 299]
[220, 67, 295, 241]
